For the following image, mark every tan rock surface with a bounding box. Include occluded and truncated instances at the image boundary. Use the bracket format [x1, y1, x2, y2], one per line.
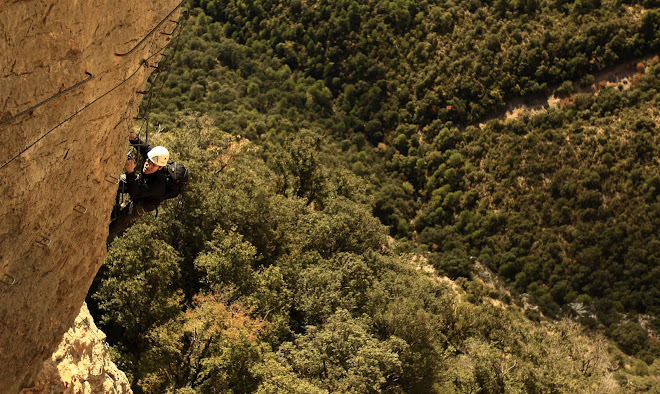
[0, 1, 181, 391]
[20, 303, 131, 394]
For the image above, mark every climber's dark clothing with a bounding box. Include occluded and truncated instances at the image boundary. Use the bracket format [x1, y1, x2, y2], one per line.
[122, 137, 169, 211]
[123, 168, 168, 211]
[108, 200, 146, 239]
[108, 138, 168, 239]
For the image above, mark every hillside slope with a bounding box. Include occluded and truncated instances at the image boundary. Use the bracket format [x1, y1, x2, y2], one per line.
[84, 0, 659, 391]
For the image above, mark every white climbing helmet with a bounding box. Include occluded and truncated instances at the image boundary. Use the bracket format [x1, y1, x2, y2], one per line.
[147, 146, 169, 167]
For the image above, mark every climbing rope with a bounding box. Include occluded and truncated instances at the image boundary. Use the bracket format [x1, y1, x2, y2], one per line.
[0, 2, 187, 170]
[115, 0, 186, 57]
[0, 63, 144, 170]
[114, 8, 188, 214]
[0, 72, 93, 126]
[3, 66, 141, 170]
[0, 1, 185, 129]
[133, 8, 189, 146]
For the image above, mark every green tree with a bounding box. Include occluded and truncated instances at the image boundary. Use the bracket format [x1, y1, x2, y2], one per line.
[94, 221, 184, 376]
[266, 130, 327, 205]
[138, 292, 267, 393]
[273, 309, 405, 393]
[194, 227, 258, 297]
[609, 321, 650, 356]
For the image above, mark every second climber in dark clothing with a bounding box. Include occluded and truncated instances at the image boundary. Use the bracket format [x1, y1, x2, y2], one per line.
[108, 132, 170, 238]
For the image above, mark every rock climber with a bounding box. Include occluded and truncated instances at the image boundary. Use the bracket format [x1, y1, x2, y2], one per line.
[108, 132, 170, 238]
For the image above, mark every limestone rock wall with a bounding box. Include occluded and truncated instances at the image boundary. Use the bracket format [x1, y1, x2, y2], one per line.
[0, 1, 181, 391]
[20, 304, 131, 394]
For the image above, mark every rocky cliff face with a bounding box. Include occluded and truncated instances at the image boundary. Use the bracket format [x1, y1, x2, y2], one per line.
[20, 304, 131, 394]
[0, 1, 181, 391]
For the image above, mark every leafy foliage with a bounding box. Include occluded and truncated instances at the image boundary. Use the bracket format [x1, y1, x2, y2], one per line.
[88, 0, 660, 391]
[139, 292, 266, 393]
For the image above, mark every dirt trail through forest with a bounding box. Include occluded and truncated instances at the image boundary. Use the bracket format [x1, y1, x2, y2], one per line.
[478, 55, 658, 127]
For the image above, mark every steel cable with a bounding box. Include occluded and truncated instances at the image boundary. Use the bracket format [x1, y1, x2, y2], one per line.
[134, 9, 189, 142]
[1, 1, 185, 128]
[0, 3, 187, 170]
[114, 0, 185, 57]
[0, 45, 171, 171]
[0, 72, 93, 127]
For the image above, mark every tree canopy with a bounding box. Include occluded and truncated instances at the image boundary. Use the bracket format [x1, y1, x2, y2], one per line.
[89, 0, 660, 391]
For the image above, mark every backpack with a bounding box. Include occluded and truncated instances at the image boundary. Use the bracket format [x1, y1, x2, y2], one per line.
[163, 161, 189, 200]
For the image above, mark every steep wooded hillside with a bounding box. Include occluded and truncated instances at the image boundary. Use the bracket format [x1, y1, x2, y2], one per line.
[88, 1, 659, 391]
[138, 0, 660, 339]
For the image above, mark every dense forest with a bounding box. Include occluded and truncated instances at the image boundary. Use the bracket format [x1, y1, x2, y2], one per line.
[89, 0, 660, 392]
